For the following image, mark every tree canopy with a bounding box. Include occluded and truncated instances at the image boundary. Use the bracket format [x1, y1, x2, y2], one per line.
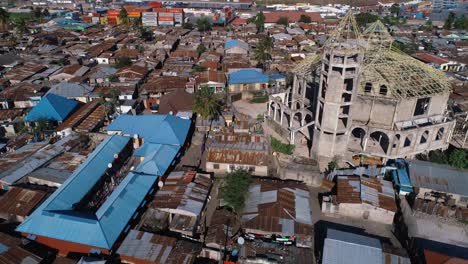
[355, 13, 379, 27]
[0, 8, 10, 30]
[299, 14, 311, 23]
[220, 170, 252, 213]
[248, 11, 265, 32]
[119, 8, 129, 25]
[193, 86, 220, 120]
[115, 56, 132, 68]
[276, 16, 289, 27]
[390, 4, 400, 16]
[196, 44, 207, 55]
[196, 16, 211, 32]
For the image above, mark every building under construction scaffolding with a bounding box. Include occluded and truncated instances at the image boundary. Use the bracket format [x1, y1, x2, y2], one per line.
[267, 12, 456, 163]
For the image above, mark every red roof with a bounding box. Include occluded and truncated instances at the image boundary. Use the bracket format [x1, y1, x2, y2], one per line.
[414, 52, 449, 65]
[263, 11, 322, 24]
[231, 17, 247, 25]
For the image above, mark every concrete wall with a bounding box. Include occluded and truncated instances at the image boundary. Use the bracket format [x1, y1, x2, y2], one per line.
[321, 202, 395, 225]
[205, 162, 268, 176]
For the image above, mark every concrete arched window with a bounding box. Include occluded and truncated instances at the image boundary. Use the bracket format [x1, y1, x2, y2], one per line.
[435, 127, 444, 141]
[364, 82, 372, 93]
[420, 130, 429, 144]
[379, 85, 388, 95]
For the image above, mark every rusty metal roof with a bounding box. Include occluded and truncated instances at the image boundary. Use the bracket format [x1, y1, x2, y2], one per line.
[0, 187, 46, 218]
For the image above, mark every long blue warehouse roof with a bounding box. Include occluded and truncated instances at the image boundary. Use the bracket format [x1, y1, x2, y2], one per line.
[16, 116, 192, 250]
[105, 114, 191, 146]
[228, 69, 269, 85]
[24, 93, 79, 122]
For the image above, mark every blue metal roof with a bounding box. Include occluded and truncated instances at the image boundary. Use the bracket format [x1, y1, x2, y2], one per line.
[24, 93, 79, 122]
[16, 115, 191, 250]
[270, 74, 286, 80]
[105, 115, 191, 146]
[390, 159, 413, 193]
[133, 144, 180, 176]
[228, 69, 269, 85]
[224, 39, 249, 50]
[45, 135, 131, 211]
[16, 135, 132, 249]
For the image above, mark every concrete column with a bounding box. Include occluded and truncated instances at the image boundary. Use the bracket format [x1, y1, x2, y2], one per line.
[280, 110, 284, 126]
[267, 101, 271, 117]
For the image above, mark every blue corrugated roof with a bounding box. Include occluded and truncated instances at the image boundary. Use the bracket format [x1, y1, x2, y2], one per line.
[16, 116, 191, 250]
[24, 93, 79, 122]
[224, 39, 249, 50]
[133, 144, 180, 176]
[45, 135, 131, 211]
[228, 69, 269, 85]
[105, 115, 191, 146]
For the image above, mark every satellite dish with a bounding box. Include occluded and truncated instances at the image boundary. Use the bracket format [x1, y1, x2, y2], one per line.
[130, 166, 135, 171]
[158, 181, 164, 188]
[114, 153, 119, 159]
[107, 163, 112, 168]
[237, 237, 245, 245]
[133, 134, 138, 139]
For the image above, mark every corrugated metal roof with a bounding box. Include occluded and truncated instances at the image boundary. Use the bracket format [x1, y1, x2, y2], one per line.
[323, 229, 383, 264]
[133, 144, 180, 176]
[24, 94, 79, 122]
[105, 115, 191, 146]
[228, 69, 269, 85]
[48, 82, 94, 99]
[409, 159, 468, 196]
[224, 39, 249, 50]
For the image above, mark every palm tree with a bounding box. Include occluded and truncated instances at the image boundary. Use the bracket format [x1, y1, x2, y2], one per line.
[15, 18, 28, 36]
[193, 86, 220, 120]
[253, 43, 271, 70]
[119, 8, 129, 26]
[0, 8, 10, 30]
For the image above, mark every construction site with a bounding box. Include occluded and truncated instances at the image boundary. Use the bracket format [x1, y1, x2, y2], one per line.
[266, 11, 457, 165]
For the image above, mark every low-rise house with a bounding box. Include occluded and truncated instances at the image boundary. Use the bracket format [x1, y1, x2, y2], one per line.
[0, 232, 42, 263]
[158, 89, 195, 115]
[49, 64, 90, 82]
[321, 229, 410, 264]
[321, 173, 397, 225]
[47, 82, 95, 103]
[206, 133, 268, 176]
[117, 230, 202, 264]
[263, 11, 323, 27]
[88, 66, 118, 86]
[0, 83, 45, 109]
[201, 209, 239, 261]
[140, 76, 188, 111]
[4, 63, 47, 84]
[414, 52, 466, 72]
[24, 93, 79, 124]
[196, 70, 226, 93]
[227, 68, 269, 94]
[116, 64, 149, 84]
[242, 179, 313, 247]
[224, 39, 249, 55]
[0, 109, 24, 137]
[0, 187, 46, 222]
[56, 100, 106, 136]
[141, 171, 212, 237]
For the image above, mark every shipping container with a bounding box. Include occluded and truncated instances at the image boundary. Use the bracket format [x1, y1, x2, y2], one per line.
[167, 8, 183, 13]
[158, 12, 173, 17]
[149, 1, 162, 7]
[158, 16, 174, 21]
[158, 21, 174, 26]
[128, 11, 141, 18]
[107, 10, 120, 17]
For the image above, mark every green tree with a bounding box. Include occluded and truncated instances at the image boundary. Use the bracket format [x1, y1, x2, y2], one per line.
[193, 86, 220, 120]
[108, 74, 119, 82]
[15, 18, 28, 36]
[453, 15, 468, 30]
[355, 12, 379, 27]
[248, 11, 265, 32]
[271, 136, 295, 155]
[33, 7, 42, 19]
[444, 11, 455, 29]
[390, 4, 400, 16]
[327, 160, 339, 172]
[196, 43, 207, 55]
[119, 8, 129, 25]
[140, 27, 153, 41]
[299, 14, 312, 23]
[115, 56, 132, 68]
[196, 16, 211, 32]
[0, 8, 10, 30]
[132, 17, 141, 31]
[276, 16, 289, 27]
[448, 149, 467, 169]
[253, 36, 273, 70]
[220, 170, 252, 213]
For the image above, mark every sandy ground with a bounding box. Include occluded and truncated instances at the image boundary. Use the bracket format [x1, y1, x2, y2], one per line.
[233, 100, 267, 119]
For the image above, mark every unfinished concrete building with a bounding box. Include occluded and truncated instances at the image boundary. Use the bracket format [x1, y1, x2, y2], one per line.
[267, 14, 456, 163]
